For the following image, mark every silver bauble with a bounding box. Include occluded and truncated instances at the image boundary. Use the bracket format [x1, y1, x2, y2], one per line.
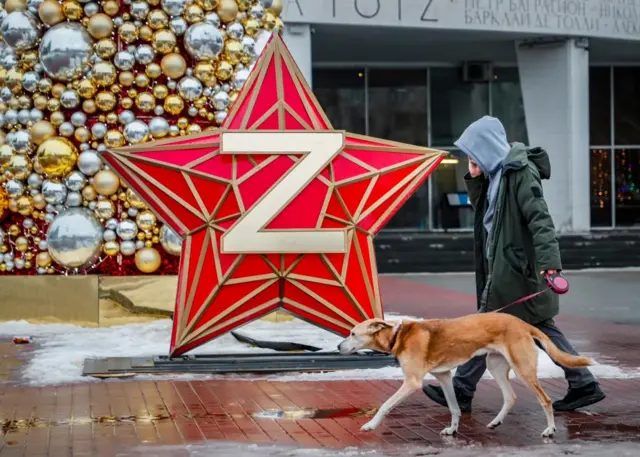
[65, 191, 82, 207]
[215, 110, 227, 124]
[134, 44, 154, 64]
[47, 208, 104, 269]
[162, 0, 186, 16]
[116, 219, 138, 241]
[120, 240, 136, 256]
[64, 170, 86, 191]
[1, 11, 41, 51]
[178, 76, 203, 101]
[227, 22, 244, 40]
[11, 129, 31, 153]
[5, 179, 24, 198]
[42, 179, 67, 204]
[184, 22, 223, 61]
[149, 117, 170, 138]
[105, 217, 118, 230]
[70, 111, 87, 127]
[205, 12, 220, 27]
[77, 150, 102, 176]
[123, 120, 149, 144]
[211, 91, 230, 110]
[169, 16, 187, 35]
[27, 172, 43, 188]
[159, 225, 182, 256]
[114, 50, 135, 71]
[118, 110, 135, 125]
[233, 68, 250, 90]
[60, 90, 80, 109]
[103, 229, 116, 242]
[130, 1, 150, 19]
[39, 22, 93, 81]
[22, 71, 39, 92]
[91, 122, 107, 139]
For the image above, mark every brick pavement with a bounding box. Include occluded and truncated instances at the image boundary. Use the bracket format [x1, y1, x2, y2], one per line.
[0, 378, 638, 456]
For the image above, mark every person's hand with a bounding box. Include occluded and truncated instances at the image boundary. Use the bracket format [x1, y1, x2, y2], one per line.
[468, 159, 482, 178]
[540, 269, 557, 276]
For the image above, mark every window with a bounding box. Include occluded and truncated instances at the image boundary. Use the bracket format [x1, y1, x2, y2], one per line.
[491, 67, 528, 144]
[614, 68, 640, 145]
[590, 149, 612, 227]
[431, 151, 474, 230]
[313, 69, 366, 134]
[430, 68, 490, 147]
[615, 149, 640, 226]
[590, 67, 611, 146]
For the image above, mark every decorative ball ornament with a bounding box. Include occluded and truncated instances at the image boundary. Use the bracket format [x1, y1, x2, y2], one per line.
[39, 22, 93, 82]
[93, 169, 120, 196]
[135, 247, 162, 273]
[47, 208, 104, 269]
[36, 137, 78, 177]
[160, 224, 182, 255]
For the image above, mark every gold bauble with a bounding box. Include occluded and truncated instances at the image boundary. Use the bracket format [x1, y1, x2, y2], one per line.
[32, 194, 46, 210]
[77, 79, 97, 98]
[268, 0, 283, 15]
[51, 81, 64, 97]
[118, 71, 135, 87]
[160, 53, 186, 79]
[176, 117, 189, 129]
[135, 247, 162, 273]
[135, 73, 150, 88]
[37, 77, 52, 93]
[242, 17, 260, 37]
[185, 4, 204, 22]
[145, 63, 162, 79]
[103, 240, 120, 256]
[229, 90, 239, 103]
[152, 29, 177, 54]
[153, 84, 169, 99]
[36, 137, 77, 177]
[120, 96, 134, 109]
[92, 61, 117, 87]
[87, 13, 113, 39]
[103, 0, 119, 16]
[7, 155, 32, 180]
[93, 170, 120, 197]
[5, 0, 27, 13]
[164, 95, 184, 115]
[217, 0, 238, 23]
[15, 236, 29, 252]
[95, 199, 115, 218]
[0, 187, 9, 222]
[82, 100, 97, 114]
[139, 25, 153, 41]
[33, 95, 48, 110]
[126, 189, 146, 209]
[62, 0, 83, 20]
[148, 9, 169, 29]
[263, 11, 277, 31]
[136, 210, 157, 231]
[16, 196, 33, 216]
[81, 185, 97, 201]
[39, 0, 64, 26]
[135, 92, 155, 112]
[49, 111, 65, 127]
[196, 0, 219, 11]
[118, 22, 139, 43]
[8, 224, 20, 237]
[215, 60, 234, 81]
[104, 129, 125, 148]
[224, 39, 243, 65]
[95, 91, 117, 111]
[105, 113, 118, 124]
[95, 38, 117, 59]
[74, 127, 90, 143]
[36, 251, 52, 268]
[5, 69, 23, 93]
[33, 159, 44, 174]
[237, 0, 251, 11]
[8, 198, 19, 213]
[0, 144, 13, 167]
[0, 131, 5, 147]
[193, 62, 217, 87]
[187, 124, 202, 134]
[20, 51, 38, 70]
[30, 121, 56, 146]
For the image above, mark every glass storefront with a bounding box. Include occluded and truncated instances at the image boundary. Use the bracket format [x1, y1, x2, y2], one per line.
[313, 66, 527, 231]
[590, 66, 640, 228]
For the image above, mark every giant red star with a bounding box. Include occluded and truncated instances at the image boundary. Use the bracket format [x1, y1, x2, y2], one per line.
[102, 35, 445, 356]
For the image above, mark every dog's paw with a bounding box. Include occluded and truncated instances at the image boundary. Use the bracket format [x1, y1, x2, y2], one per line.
[541, 426, 556, 438]
[360, 421, 377, 432]
[487, 420, 502, 429]
[440, 426, 457, 436]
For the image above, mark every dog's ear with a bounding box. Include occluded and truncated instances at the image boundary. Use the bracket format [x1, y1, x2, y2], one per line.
[367, 320, 393, 334]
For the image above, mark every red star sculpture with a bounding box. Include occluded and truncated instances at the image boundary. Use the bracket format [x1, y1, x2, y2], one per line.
[102, 35, 445, 356]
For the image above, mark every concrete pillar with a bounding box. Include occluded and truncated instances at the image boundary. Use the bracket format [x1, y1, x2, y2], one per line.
[282, 24, 313, 86]
[516, 38, 590, 232]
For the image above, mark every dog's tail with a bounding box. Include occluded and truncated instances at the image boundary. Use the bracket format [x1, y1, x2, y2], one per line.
[529, 327, 594, 368]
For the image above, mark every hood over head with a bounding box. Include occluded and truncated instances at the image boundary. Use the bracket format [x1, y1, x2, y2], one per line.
[454, 116, 510, 175]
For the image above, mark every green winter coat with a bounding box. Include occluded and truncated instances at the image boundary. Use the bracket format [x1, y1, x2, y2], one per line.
[465, 143, 562, 324]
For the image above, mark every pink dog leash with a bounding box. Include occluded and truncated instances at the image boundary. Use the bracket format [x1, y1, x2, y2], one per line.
[489, 272, 570, 314]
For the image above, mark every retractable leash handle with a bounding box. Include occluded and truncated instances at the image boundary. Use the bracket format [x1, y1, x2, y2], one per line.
[545, 271, 570, 295]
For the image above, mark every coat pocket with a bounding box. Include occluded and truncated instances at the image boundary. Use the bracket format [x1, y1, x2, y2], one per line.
[503, 245, 529, 276]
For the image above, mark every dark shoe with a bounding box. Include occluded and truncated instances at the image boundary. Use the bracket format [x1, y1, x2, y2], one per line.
[422, 384, 472, 413]
[553, 382, 605, 412]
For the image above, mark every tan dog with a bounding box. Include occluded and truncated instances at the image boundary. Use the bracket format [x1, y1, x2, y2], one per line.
[337, 313, 594, 438]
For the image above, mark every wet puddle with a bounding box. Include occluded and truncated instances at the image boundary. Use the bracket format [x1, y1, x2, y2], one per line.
[253, 407, 376, 420]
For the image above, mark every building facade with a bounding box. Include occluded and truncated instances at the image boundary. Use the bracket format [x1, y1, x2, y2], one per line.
[280, 0, 640, 233]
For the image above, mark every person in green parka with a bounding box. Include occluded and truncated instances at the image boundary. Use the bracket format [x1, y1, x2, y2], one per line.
[422, 116, 605, 413]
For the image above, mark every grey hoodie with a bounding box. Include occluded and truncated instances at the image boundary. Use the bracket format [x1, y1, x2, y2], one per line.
[454, 116, 510, 246]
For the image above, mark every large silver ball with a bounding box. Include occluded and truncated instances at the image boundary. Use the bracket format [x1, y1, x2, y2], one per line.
[177, 76, 203, 101]
[184, 22, 223, 61]
[47, 208, 104, 269]
[116, 219, 138, 241]
[42, 179, 68, 204]
[159, 225, 182, 256]
[149, 117, 170, 138]
[39, 22, 93, 81]
[123, 120, 149, 144]
[1, 11, 41, 51]
[77, 150, 102, 176]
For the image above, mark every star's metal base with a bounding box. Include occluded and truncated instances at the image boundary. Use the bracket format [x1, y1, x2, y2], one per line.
[82, 352, 398, 379]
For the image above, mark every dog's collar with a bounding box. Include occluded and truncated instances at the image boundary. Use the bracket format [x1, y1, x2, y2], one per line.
[388, 323, 402, 352]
